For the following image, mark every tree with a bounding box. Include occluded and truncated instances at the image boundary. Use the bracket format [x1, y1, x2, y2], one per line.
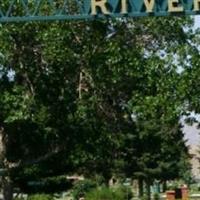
[0, 16, 196, 200]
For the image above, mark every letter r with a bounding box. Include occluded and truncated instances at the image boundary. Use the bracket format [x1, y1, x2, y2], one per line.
[91, 0, 110, 15]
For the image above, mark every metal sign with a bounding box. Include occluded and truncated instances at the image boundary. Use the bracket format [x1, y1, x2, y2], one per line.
[0, 0, 200, 23]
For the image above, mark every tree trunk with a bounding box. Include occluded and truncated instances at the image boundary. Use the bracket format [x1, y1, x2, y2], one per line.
[0, 128, 13, 200]
[2, 177, 13, 200]
[162, 181, 167, 193]
[146, 180, 151, 200]
[138, 178, 144, 198]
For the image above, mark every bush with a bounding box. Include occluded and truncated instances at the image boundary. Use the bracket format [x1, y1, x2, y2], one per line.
[85, 186, 127, 200]
[118, 185, 133, 200]
[14, 197, 26, 200]
[72, 179, 97, 200]
[27, 194, 54, 200]
[153, 193, 160, 200]
[141, 196, 147, 200]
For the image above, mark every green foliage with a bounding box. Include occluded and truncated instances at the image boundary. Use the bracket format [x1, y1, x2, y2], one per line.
[0, 16, 196, 197]
[117, 185, 133, 200]
[72, 179, 97, 200]
[27, 194, 53, 200]
[153, 193, 160, 200]
[85, 186, 127, 200]
[14, 197, 26, 200]
[140, 195, 149, 200]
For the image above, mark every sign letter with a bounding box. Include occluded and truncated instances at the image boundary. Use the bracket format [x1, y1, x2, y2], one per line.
[144, 0, 155, 13]
[121, 0, 128, 14]
[194, 0, 200, 11]
[168, 0, 183, 12]
[91, 0, 110, 15]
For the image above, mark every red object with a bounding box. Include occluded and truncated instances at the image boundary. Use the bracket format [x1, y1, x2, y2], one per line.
[181, 186, 189, 200]
[166, 190, 175, 200]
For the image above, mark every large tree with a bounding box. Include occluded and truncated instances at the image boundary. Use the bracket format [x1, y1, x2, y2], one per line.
[0, 16, 196, 199]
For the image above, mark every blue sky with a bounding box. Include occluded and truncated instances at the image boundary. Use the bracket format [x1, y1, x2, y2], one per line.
[194, 16, 200, 29]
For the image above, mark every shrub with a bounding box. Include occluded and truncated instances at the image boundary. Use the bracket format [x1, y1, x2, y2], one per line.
[140, 195, 149, 200]
[153, 193, 160, 200]
[85, 186, 126, 200]
[27, 194, 54, 200]
[72, 179, 97, 200]
[14, 197, 26, 200]
[118, 185, 133, 200]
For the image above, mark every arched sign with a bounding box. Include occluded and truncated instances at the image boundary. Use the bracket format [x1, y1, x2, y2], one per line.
[0, 0, 200, 22]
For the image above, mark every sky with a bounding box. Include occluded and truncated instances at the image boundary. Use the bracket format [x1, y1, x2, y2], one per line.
[183, 124, 199, 145]
[194, 15, 200, 29]
[182, 16, 200, 146]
